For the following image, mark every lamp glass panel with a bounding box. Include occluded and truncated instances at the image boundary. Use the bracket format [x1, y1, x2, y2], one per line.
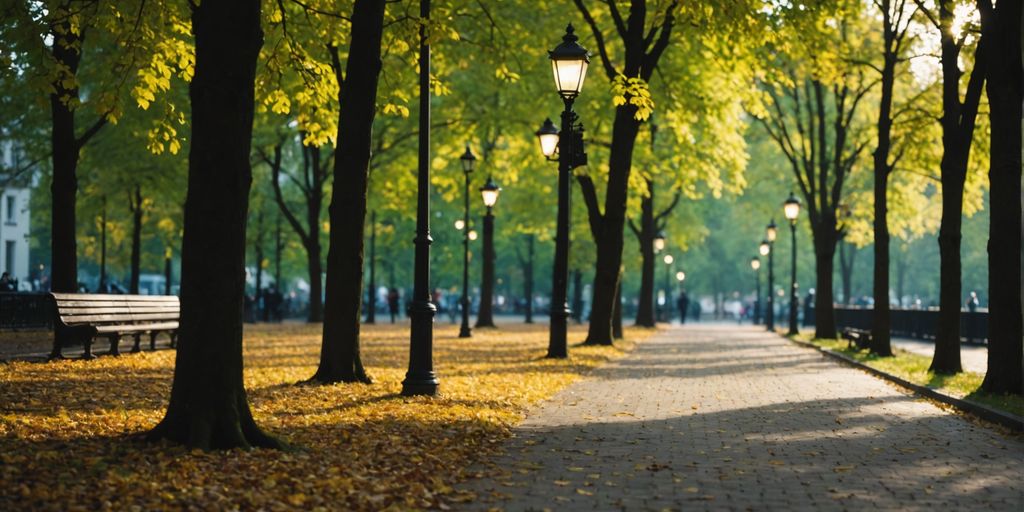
[784, 201, 800, 220]
[538, 132, 559, 157]
[766, 226, 777, 242]
[481, 189, 499, 208]
[551, 59, 588, 96]
[663, 254, 674, 264]
[759, 243, 770, 256]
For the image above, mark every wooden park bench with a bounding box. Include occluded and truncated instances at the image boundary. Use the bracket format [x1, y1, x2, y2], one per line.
[841, 327, 872, 351]
[49, 293, 179, 360]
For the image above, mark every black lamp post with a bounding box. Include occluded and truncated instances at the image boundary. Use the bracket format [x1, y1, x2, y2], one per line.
[750, 256, 761, 325]
[366, 210, 377, 324]
[99, 196, 107, 292]
[402, 0, 438, 396]
[164, 247, 173, 295]
[476, 176, 501, 328]
[761, 225, 775, 331]
[537, 24, 589, 359]
[784, 192, 801, 336]
[458, 145, 476, 338]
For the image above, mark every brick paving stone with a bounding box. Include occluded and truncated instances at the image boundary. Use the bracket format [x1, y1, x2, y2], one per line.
[459, 323, 1024, 511]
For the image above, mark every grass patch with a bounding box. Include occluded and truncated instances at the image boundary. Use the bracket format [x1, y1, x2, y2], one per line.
[795, 334, 1024, 418]
[0, 322, 653, 510]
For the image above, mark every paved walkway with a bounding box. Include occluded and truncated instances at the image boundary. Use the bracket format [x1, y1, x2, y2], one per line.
[461, 324, 1023, 510]
[892, 337, 987, 373]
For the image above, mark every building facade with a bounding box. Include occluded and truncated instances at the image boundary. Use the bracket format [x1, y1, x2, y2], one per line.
[0, 187, 30, 284]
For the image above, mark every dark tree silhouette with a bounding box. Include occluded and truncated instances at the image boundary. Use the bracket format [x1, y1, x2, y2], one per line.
[147, 0, 280, 450]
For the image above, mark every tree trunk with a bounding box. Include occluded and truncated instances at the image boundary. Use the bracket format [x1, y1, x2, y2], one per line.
[475, 211, 496, 327]
[871, 21, 897, 356]
[612, 278, 623, 340]
[812, 227, 839, 339]
[838, 241, 855, 305]
[311, 0, 385, 384]
[129, 185, 143, 295]
[146, 0, 279, 450]
[306, 149, 324, 323]
[49, 22, 82, 294]
[366, 211, 376, 324]
[634, 195, 656, 327]
[584, 106, 640, 346]
[932, 173, 965, 373]
[572, 269, 583, 324]
[980, 0, 1023, 394]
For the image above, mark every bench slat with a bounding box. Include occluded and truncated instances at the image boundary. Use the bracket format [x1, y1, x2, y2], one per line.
[95, 322, 179, 333]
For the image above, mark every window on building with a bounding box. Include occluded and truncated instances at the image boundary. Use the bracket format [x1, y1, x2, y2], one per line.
[4, 196, 13, 225]
[4, 240, 14, 275]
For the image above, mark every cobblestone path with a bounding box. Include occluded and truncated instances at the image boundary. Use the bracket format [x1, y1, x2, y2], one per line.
[461, 324, 1023, 511]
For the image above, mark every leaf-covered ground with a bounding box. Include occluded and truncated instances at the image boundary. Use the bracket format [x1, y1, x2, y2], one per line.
[0, 322, 651, 511]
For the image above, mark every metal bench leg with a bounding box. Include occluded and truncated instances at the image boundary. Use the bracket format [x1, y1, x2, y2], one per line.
[150, 332, 159, 351]
[108, 334, 121, 356]
[82, 336, 95, 360]
[170, 332, 177, 348]
[131, 333, 142, 353]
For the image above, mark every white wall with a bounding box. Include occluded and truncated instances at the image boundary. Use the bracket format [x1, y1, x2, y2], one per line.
[0, 187, 31, 283]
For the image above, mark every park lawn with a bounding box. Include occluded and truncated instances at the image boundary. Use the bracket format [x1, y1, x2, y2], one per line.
[797, 335, 1024, 418]
[0, 322, 653, 511]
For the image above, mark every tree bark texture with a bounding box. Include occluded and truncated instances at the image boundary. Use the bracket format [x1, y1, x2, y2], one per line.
[129, 185, 143, 295]
[520, 234, 534, 324]
[49, 22, 82, 293]
[838, 241, 856, 305]
[980, 0, 1023, 394]
[312, 0, 386, 384]
[633, 184, 656, 327]
[931, 0, 987, 374]
[147, 0, 278, 450]
[475, 210, 496, 327]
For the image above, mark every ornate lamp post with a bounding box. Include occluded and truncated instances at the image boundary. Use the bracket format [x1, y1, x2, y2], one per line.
[538, 24, 589, 359]
[476, 177, 501, 328]
[761, 233, 774, 331]
[403, 0, 438, 396]
[784, 192, 801, 336]
[458, 146, 476, 338]
[750, 256, 761, 325]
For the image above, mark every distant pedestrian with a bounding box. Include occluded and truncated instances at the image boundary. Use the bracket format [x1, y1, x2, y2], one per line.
[387, 288, 400, 324]
[966, 291, 979, 312]
[676, 291, 690, 325]
[0, 272, 14, 292]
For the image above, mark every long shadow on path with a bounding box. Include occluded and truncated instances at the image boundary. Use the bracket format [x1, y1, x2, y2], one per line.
[460, 324, 1024, 511]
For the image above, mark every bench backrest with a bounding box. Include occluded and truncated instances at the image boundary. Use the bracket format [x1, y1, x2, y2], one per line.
[51, 293, 180, 327]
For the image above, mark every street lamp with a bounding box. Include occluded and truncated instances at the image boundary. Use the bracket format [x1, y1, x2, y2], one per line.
[403, 0, 439, 396]
[543, 24, 589, 359]
[762, 229, 775, 332]
[751, 256, 761, 325]
[457, 145, 476, 338]
[653, 231, 666, 253]
[784, 192, 801, 336]
[536, 118, 559, 159]
[476, 177, 501, 328]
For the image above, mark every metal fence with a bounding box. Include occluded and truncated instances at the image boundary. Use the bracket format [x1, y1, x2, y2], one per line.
[0, 293, 54, 331]
[833, 306, 988, 345]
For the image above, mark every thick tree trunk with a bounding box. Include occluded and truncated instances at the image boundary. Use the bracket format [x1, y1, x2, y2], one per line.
[584, 106, 640, 346]
[634, 187, 656, 327]
[476, 211, 496, 327]
[129, 185, 143, 295]
[572, 269, 584, 324]
[871, 31, 897, 356]
[49, 23, 82, 294]
[366, 211, 376, 324]
[812, 228, 839, 339]
[980, 0, 1023, 394]
[146, 0, 278, 450]
[312, 0, 385, 384]
[932, 173, 965, 373]
[307, 239, 323, 322]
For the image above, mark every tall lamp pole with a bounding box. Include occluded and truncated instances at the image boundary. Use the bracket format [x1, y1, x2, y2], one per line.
[537, 25, 589, 359]
[402, 0, 438, 396]
[762, 219, 776, 331]
[750, 256, 761, 325]
[477, 177, 501, 328]
[784, 192, 801, 336]
[458, 146, 476, 338]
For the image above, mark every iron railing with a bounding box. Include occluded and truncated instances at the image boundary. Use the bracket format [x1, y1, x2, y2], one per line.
[0, 292, 54, 331]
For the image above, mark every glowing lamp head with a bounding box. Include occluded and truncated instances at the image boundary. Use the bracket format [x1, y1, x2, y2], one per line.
[460, 145, 476, 174]
[750, 257, 761, 271]
[454, 219, 465, 231]
[468, 229, 478, 241]
[480, 177, 501, 208]
[653, 231, 666, 253]
[676, 271, 686, 282]
[536, 118, 560, 158]
[766, 219, 778, 242]
[663, 254, 674, 265]
[549, 24, 590, 99]
[759, 240, 771, 256]
[784, 192, 801, 222]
